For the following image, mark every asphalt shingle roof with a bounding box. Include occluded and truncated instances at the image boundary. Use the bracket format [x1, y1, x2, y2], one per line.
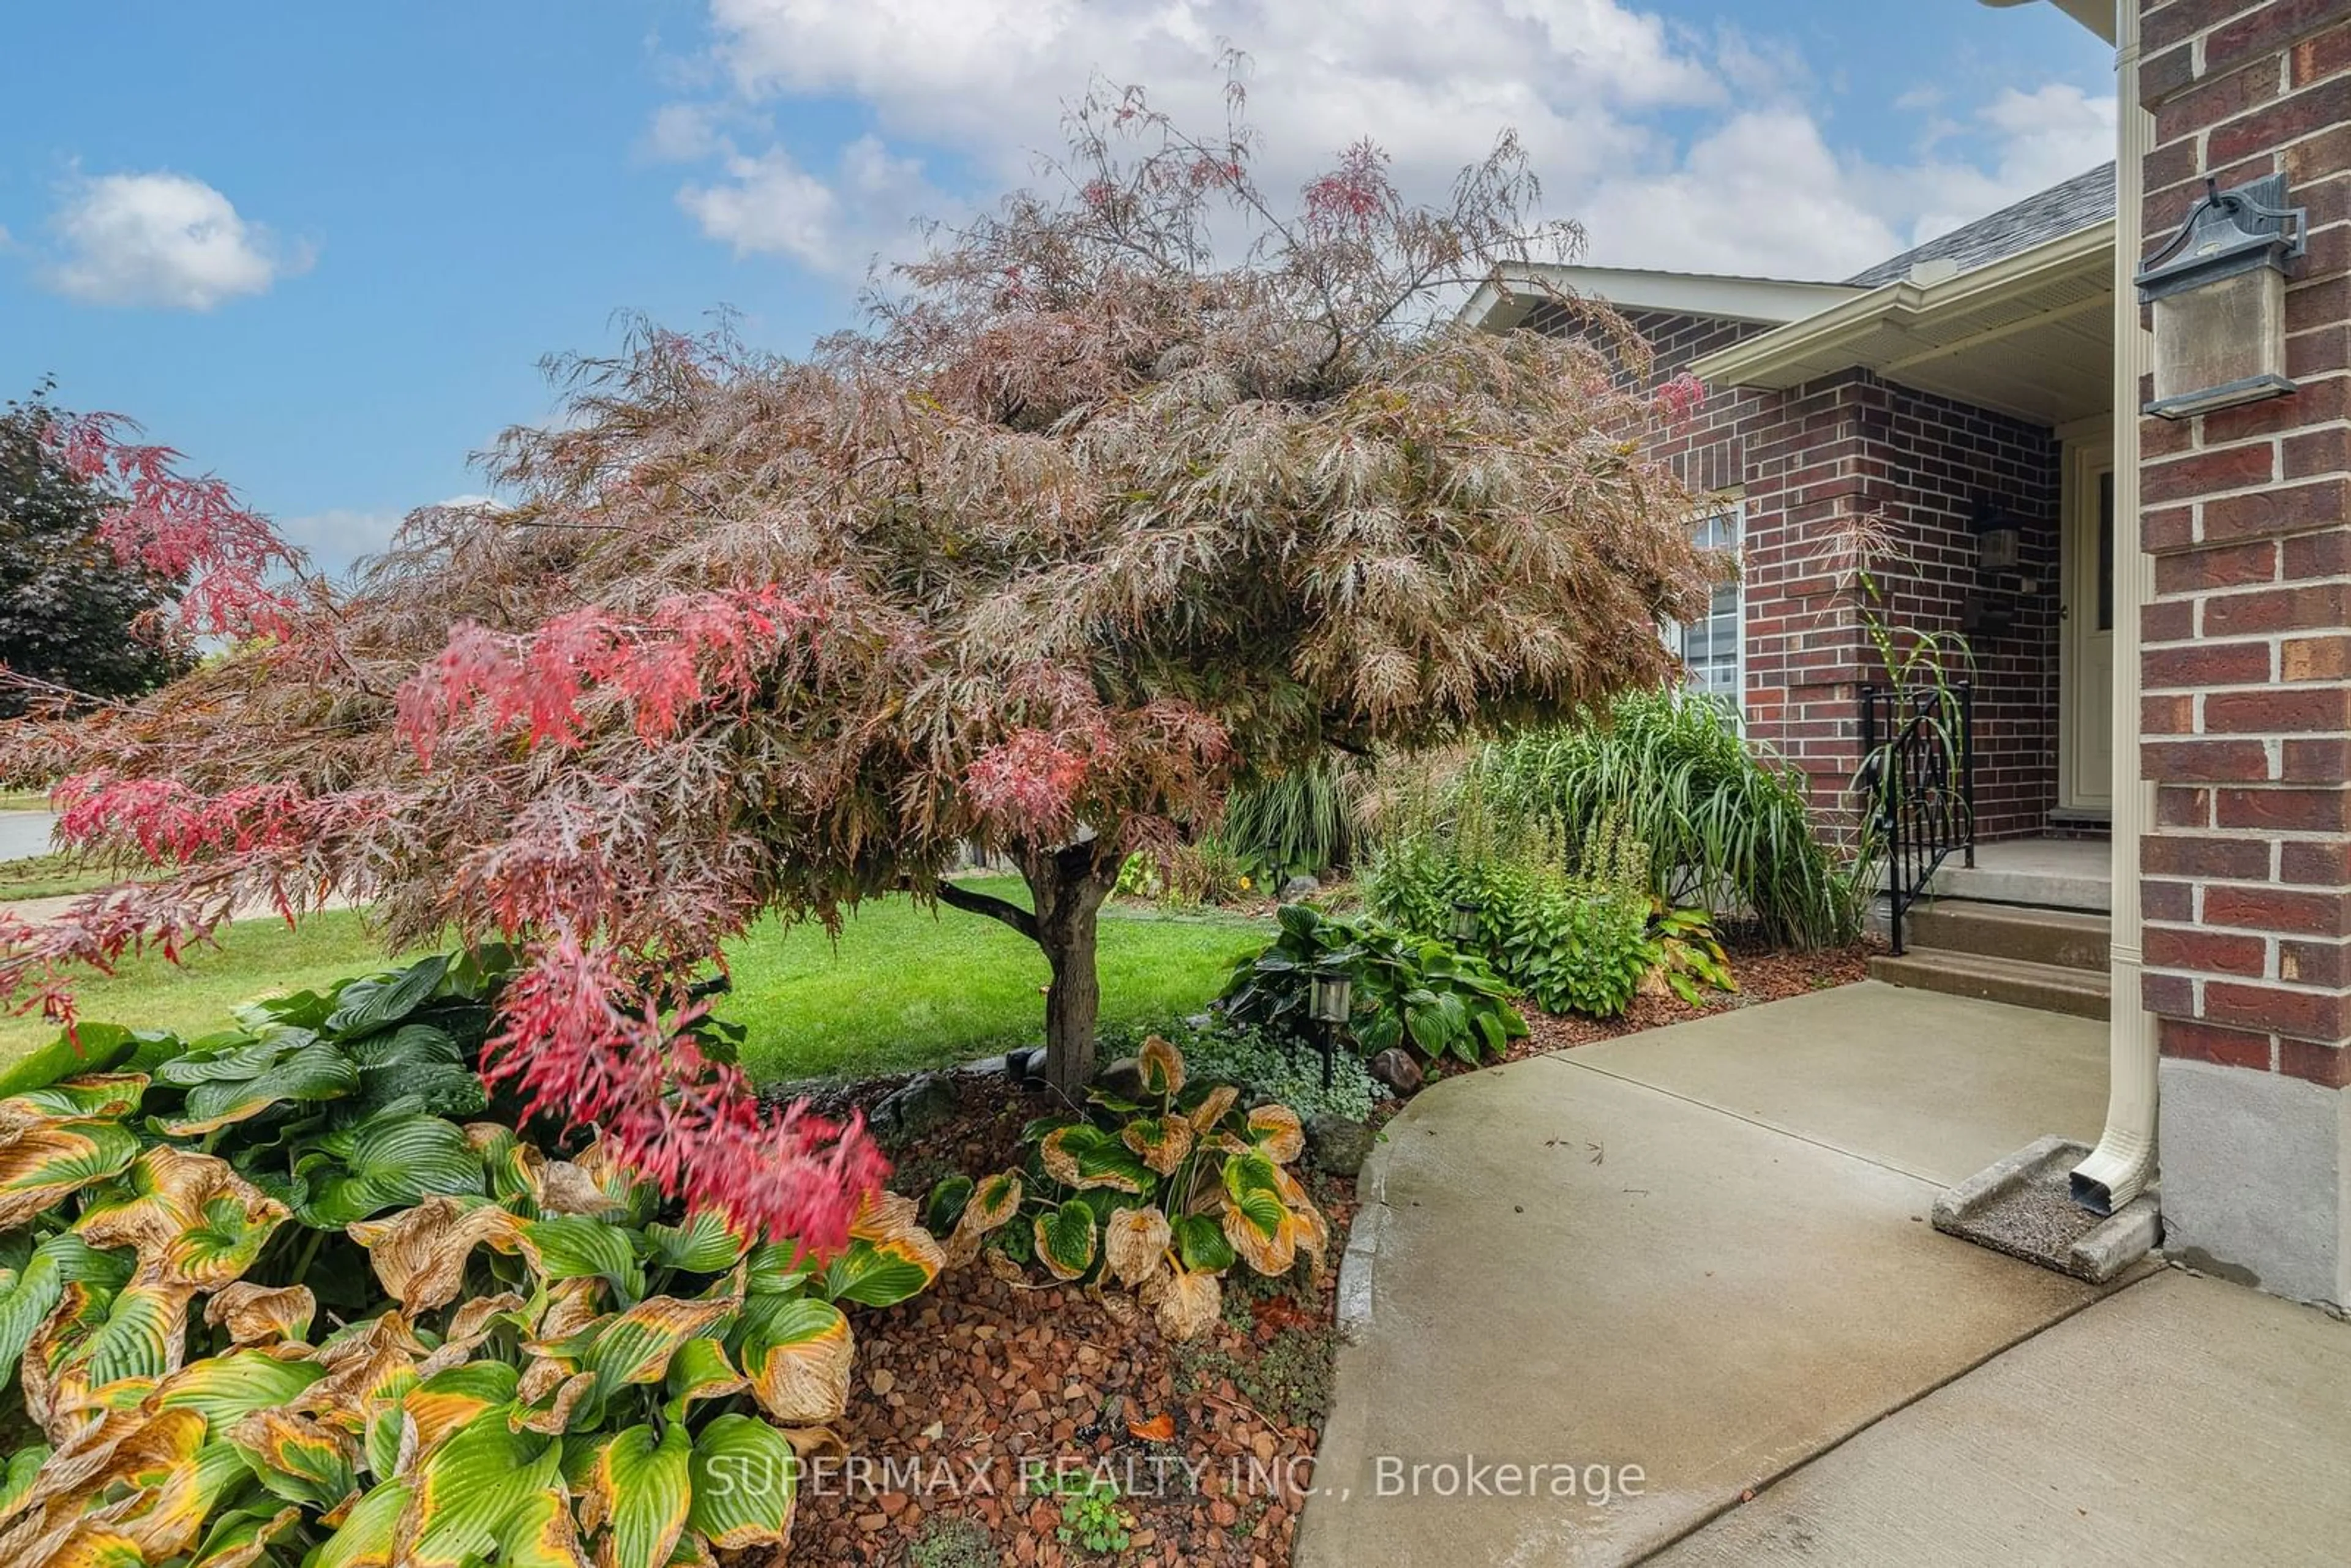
[1845, 162, 2116, 287]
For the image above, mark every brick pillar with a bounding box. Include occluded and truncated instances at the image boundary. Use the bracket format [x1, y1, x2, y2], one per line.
[2137, 0, 2351, 1307]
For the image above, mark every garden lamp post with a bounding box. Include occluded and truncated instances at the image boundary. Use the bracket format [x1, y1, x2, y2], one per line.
[1308, 966, 1354, 1090]
[1450, 898, 1483, 947]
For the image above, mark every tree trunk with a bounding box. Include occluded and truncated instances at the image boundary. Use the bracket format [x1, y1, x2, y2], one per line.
[1026, 839, 1120, 1100]
[929, 835, 1122, 1099]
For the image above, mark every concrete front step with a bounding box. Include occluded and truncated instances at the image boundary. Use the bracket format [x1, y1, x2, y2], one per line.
[1869, 948, 2111, 1021]
[1905, 901, 2110, 973]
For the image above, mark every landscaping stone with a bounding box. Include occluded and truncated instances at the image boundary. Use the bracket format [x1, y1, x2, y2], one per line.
[872, 1072, 959, 1142]
[1368, 1048, 1422, 1097]
[1096, 1055, 1146, 1099]
[1278, 874, 1321, 902]
[1305, 1114, 1376, 1177]
[1003, 1046, 1046, 1087]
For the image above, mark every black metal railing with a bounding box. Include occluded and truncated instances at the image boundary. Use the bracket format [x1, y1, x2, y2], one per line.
[1859, 682, 1975, 956]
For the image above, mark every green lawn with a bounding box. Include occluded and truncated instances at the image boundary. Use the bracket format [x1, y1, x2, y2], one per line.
[717, 878, 1268, 1082]
[0, 878, 1268, 1085]
[0, 791, 51, 812]
[0, 908, 411, 1063]
[0, 853, 119, 902]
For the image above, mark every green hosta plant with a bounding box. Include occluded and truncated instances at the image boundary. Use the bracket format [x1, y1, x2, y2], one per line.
[0, 951, 940, 1568]
[1645, 903, 1738, 1006]
[929, 1036, 1325, 1341]
[1217, 902, 1526, 1065]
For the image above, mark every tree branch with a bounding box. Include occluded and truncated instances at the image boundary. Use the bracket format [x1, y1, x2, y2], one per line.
[934, 877, 1041, 942]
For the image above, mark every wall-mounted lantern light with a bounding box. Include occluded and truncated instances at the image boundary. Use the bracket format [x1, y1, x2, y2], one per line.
[2137, 173, 2307, 421]
[1970, 494, 2023, 572]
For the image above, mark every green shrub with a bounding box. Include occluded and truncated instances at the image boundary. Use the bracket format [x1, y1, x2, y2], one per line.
[1475, 689, 1861, 948]
[1217, 758, 1366, 882]
[1217, 903, 1526, 1065]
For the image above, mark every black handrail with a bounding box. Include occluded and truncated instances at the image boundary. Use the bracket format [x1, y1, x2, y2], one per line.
[1859, 682, 1975, 956]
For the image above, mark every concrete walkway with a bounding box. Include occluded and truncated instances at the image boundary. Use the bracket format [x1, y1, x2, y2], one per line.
[1299, 983, 2351, 1566]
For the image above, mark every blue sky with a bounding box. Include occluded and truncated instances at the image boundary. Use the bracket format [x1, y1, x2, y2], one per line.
[0, 1, 2113, 574]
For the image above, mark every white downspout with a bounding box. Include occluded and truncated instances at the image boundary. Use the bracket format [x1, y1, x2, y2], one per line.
[2071, 0, 2159, 1216]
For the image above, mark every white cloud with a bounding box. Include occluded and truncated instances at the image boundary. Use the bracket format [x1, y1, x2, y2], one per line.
[678, 134, 943, 274]
[656, 0, 2114, 286]
[42, 171, 307, 310]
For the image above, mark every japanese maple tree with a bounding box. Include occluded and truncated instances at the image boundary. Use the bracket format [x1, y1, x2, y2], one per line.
[0, 80, 1712, 1232]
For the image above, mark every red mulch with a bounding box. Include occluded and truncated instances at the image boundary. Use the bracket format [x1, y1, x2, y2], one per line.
[775, 940, 1871, 1564]
[1506, 940, 1878, 1062]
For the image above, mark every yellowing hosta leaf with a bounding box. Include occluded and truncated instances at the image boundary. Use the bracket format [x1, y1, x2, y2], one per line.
[492, 1487, 590, 1568]
[1137, 1035, 1186, 1097]
[1221, 1193, 1297, 1276]
[73, 1146, 288, 1288]
[1033, 1199, 1098, 1282]
[1102, 1206, 1173, 1289]
[465, 1123, 547, 1215]
[185, 1504, 302, 1568]
[309, 1479, 410, 1568]
[735, 1294, 852, 1426]
[229, 1408, 359, 1515]
[1187, 1084, 1239, 1133]
[0, 1234, 130, 1387]
[395, 1406, 560, 1568]
[0, 1444, 48, 1515]
[288, 1312, 428, 1438]
[72, 1404, 210, 1560]
[20, 1526, 145, 1568]
[508, 1362, 597, 1437]
[0, 1120, 143, 1232]
[347, 1196, 523, 1315]
[0, 1073, 148, 1128]
[664, 1335, 746, 1407]
[535, 1277, 606, 1342]
[685, 1412, 797, 1551]
[52, 1281, 199, 1418]
[402, 1362, 520, 1454]
[572, 1294, 737, 1391]
[1122, 1114, 1194, 1176]
[1245, 1104, 1306, 1165]
[156, 1349, 327, 1432]
[964, 1171, 1022, 1232]
[822, 1199, 945, 1310]
[1141, 1266, 1221, 1341]
[943, 1171, 1022, 1267]
[583, 1422, 691, 1568]
[203, 1282, 317, 1348]
[1040, 1125, 1152, 1195]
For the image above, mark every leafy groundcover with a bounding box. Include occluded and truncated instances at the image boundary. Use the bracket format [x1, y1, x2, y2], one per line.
[0, 953, 940, 1567]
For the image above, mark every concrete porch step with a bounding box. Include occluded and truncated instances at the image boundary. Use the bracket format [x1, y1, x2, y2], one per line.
[1904, 902, 2110, 973]
[1869, 947, 2111, 1021]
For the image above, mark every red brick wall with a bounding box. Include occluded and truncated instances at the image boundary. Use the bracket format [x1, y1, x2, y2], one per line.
[1537, 305, 2067, 840]
[2137, 0, 2351, 1073]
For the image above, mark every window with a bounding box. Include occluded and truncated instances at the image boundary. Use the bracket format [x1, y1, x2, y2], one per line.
[1671, 508, 1742, 708]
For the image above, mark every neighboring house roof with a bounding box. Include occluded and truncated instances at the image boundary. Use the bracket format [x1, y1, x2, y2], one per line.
[1845, 163, 2117, 288]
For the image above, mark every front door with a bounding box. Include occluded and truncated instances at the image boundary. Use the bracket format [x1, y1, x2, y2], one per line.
[2060, 440, 2115, 812]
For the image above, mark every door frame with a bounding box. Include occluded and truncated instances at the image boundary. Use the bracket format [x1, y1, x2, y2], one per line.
[2058, 428, 2115, 813]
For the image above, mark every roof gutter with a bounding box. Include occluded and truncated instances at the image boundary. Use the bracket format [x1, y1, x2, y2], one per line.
[1690, 219, 2118, 391]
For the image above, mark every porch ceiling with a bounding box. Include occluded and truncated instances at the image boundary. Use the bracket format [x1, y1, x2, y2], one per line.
[1691, 220, 2115, 428]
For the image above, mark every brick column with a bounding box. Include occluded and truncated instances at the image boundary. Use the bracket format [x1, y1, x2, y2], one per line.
[2137, 0, 2351, 1306]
